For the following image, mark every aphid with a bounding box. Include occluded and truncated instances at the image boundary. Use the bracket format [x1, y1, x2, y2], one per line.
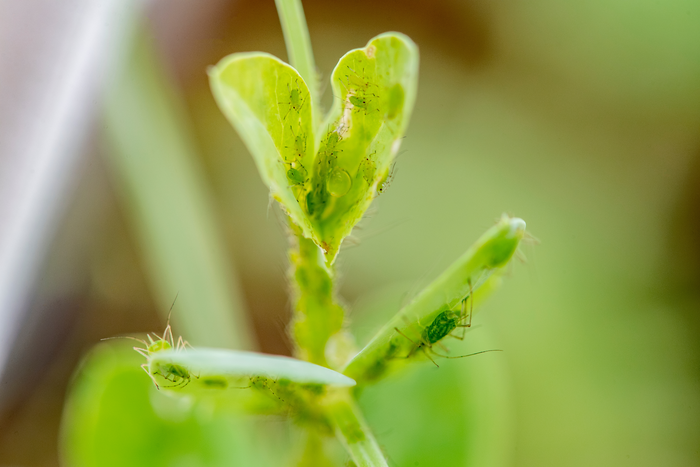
[346, 91, 380, 117]
[282, 126, 309, 189]
[102, 296, 195, 389]
[279, 79, 307, 121]
[360, 151, 377, 186]
[284, 125, 307, 161]
[377, 162, 397, 195]
[393, 286, 500, 367]
[287, 166, 307, 185]
[316, 129, 343, 179]
[344, 65, 377, 93]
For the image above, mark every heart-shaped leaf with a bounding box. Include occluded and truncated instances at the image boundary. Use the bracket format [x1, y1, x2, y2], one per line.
[306, 33, 418, 262]
[209, 33, 418, 264]
[210, 52, 317, 240]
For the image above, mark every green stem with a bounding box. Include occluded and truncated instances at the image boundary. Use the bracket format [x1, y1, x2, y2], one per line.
[328, 393, 388, 467]
[275, 0, 318, 104]
[289, 226, 344, 367]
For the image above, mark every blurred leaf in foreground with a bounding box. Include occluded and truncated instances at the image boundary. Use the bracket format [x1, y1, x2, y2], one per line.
[60, 342, 259, 467]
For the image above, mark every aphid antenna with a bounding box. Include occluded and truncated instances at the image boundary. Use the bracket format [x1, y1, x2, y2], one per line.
[165, 292, 179, 328]
[100, 335, 148, 346]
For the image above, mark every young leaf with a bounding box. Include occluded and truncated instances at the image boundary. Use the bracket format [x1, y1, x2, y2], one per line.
[307, 32, 419, 263]
[209, 33, 419, 265]
[342, 215, 527, 383]
[149, 348, 356, 388]
[209, 53, 317, 241]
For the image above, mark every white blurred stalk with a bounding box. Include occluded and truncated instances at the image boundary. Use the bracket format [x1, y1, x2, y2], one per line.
[0, 0, 136, 378]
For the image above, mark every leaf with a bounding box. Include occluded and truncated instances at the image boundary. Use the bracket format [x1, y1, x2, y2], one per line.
[342, 215, 527, 383]
[209, 33, 419, 264]
[306, 32, 419, 262]
[209, 52, 318, 242]
[150, 348, 356, 388]
[60, 343, 262, 467]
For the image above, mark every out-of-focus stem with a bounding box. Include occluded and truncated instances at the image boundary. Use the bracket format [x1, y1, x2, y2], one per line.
[288, 223, 343, 367]
[275, 0, 318, 108]
[327, 393, 388, 467]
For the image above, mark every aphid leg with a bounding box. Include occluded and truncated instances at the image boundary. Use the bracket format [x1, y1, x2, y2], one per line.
[134, 346, 150, 359]
[420, 347, 440, 368]
[176, 335, 193, 351]
[455, 281, 474, 340]
[394, 327, 439, 367]
[392, 327, 420, 359]
[449, 331, 466, 341]
[141, 363, 160, 389]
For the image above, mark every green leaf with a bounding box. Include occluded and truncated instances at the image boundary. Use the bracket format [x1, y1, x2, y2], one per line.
[308, 32, 418, 262]
[60, 343, 262, 467]
[209, 52, 318, 243]
[342, 215, 526, 383]
[150, 348, 356, 388]
[209, 32, 419, 264]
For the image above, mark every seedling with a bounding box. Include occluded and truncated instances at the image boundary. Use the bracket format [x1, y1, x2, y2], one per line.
[66, 4, 530, 466]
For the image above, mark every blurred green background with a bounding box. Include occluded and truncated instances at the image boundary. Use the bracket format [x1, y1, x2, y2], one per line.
[1, 0, 699, 465]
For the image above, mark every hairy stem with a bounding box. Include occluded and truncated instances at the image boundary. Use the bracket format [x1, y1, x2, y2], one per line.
[289, 224, 344, 367]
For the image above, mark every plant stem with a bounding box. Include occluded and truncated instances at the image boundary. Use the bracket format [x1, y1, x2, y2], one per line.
[275, 0, 318, 104]
[289, 224, 344, 367]
[328, 392, 388, 467]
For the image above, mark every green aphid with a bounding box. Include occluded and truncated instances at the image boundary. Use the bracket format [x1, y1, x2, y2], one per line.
[279, 79, 307, 121]
[126, 321, 196, 389]
[360, 153, 377, 185]
[152, 361, 192, 389]
[306, 190, 318, 216]
[349, 95, 367, 109]
[394, 291, 500, 367]
[326, 130, 340, 149]
[344, 65, 376, 92]
[349, 93, 379, 116]
[377, 162, 396, 195]
[287, 166, 307, 185]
